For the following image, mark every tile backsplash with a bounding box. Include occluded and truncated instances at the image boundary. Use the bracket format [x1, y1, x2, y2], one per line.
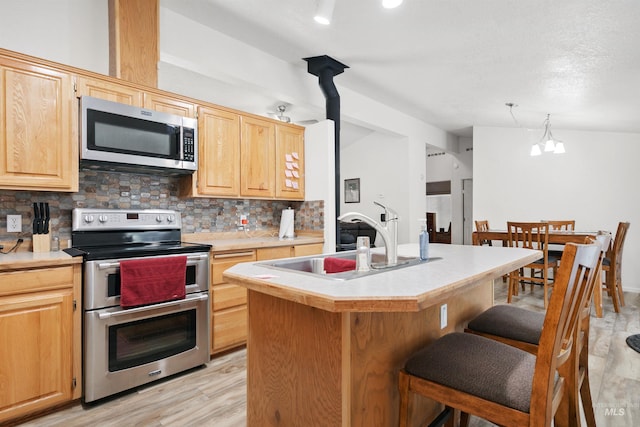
[0, 170, 323, 243]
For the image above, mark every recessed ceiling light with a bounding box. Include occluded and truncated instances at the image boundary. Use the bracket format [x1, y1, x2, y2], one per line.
[382, 0, 403, 9]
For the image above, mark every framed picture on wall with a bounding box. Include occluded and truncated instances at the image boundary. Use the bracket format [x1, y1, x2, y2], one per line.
[344, 178, 360, 203]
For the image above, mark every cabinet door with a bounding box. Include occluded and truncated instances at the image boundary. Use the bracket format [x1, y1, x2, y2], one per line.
[197, 107, 240, 197]
[210, 251, 255, 354]
[256, 246, 292, 261]
[143, 93, 195, 118]
[240, 116, 275, 198]
[76, 75, 143, 106]
[275, 124, 305, 200]
[0, 59, 78, 191]
[0, 289, 74, 421]
[294, 243, 324, 257]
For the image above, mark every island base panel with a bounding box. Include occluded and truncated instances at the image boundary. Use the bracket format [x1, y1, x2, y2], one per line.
[246, 281, 493, 426]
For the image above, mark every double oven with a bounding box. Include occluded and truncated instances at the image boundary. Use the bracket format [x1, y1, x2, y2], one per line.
[72, 209, 211, 403]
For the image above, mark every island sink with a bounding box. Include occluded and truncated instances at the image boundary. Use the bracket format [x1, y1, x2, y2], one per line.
[259, 251, 425, 281]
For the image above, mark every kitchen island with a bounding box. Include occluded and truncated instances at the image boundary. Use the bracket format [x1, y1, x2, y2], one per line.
[223, 243, 540, 426]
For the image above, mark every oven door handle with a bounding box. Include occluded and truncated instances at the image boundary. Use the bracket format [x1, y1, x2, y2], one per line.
[97, 253, 209, 269]
[97, 293, 208, 319]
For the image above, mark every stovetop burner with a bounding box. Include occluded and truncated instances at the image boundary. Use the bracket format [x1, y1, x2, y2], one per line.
[71, 208, 211, 260]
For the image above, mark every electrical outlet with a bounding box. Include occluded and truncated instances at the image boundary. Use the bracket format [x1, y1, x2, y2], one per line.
[440, 304, 448, 329]
[7, 215, 21, 233]
[238, 214, 248, 230]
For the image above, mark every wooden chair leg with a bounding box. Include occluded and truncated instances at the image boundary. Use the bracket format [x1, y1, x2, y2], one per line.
[617, 275, 626, 307]
[580, 366, 596, 427]
[606, 272, 620, 313]
[460, 411, 471, 427]
[398, 370, 411, 427]
[593, 276, 603, 318]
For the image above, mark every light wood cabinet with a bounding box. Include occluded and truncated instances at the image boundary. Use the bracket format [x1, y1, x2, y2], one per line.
[0, 263, 82, 424]
[210, 250, 255, 354]
[240, 116, 276, 198]
[75, 75, 143, 106]
[210, 243, 322, 355]
[143, 92, 196, 118]
[194, 106, 240, 197]
[0, 55, 78, 191]
[275, 124, 305, 200]
[293, 243, 324, 257]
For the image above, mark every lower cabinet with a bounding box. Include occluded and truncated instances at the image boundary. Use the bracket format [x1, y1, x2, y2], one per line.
[210, 250, 255, 355]
[0, 263, 81, 424]
[210, 243, 323, 355]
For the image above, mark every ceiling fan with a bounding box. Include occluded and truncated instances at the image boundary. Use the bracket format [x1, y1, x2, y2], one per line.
[267, 103, 319, 126]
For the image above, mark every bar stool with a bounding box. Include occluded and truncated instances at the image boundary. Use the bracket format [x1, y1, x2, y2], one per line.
[398, 242, 600, 427]
[464, 234, 609, 427]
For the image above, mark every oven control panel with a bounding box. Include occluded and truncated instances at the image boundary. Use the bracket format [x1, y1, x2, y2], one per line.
[72, 208, 181, 231]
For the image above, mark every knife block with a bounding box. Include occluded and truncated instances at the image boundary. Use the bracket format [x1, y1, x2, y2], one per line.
[32, 233, 51, 252]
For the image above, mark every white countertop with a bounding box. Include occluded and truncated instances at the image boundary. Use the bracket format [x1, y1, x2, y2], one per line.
[0, 250, 81, 271]
[223, 243, 541, 312]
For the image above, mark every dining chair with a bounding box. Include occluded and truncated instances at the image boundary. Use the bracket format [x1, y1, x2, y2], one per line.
[506, 221, 560, 308]
[398, 242, 600, 427]
[546, 220, 576, 259]
[601, 221, 630, 313]
[465, 234, 609, 427]
[474, 220, 491, 246]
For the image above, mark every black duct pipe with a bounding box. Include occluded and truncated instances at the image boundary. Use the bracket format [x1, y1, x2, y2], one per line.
[303, 55, 349, 250]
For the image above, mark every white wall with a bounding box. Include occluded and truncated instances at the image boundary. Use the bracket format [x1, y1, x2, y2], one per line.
[426, 137, 473, 244]
[340, 133, 412, 247]
[0, 0, 108, 74]
[304, 120, 336, 253]
[474, 126, 640, 292]
[0, 1, 451, 250]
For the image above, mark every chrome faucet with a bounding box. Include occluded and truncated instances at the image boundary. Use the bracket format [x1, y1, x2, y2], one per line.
[338, 201, 399, 265]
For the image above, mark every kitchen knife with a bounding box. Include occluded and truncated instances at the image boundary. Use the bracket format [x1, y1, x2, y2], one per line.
[39, 202, 46, 234]
[43, 202, 50, 234]
[33, 202, 40, 234]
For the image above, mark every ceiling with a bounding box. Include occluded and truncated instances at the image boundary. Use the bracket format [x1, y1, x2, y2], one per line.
[163, 0, 640, 138]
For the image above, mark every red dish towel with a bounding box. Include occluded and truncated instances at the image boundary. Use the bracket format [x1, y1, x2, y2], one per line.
[324, 257, 356, 274]
[120, 256, 187, 308]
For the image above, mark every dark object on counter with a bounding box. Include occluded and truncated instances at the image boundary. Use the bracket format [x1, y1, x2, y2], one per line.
[33, 202, 41, 234]
[337, 220, 377, 251]
[43, 202, 50, 234]
[63, 247, 86, 257]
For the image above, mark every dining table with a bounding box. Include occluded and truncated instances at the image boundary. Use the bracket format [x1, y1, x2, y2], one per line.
[472, 228, 608, 317]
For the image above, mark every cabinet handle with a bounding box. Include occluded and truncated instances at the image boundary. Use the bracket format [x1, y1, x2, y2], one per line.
[214, 251, 255, 259]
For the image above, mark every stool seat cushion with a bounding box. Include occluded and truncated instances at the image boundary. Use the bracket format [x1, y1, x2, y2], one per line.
[404, 332, 535, 413]
[467, 305, 544, 345]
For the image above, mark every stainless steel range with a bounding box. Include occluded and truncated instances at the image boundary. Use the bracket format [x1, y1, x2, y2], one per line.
[72, 208, 211, 403]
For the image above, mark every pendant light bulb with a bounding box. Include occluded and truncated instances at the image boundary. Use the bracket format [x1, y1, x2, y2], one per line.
[544, 138, 556, 152]
[530, 144, 542, 156]
[382, 0, 404, 8]
[553, 141, 566, 154]
[314, 0, 336, 25]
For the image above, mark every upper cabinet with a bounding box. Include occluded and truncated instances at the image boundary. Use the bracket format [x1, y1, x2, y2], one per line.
[143, 93, 196, 118]
[76, 75, 196, 118]
[195, 106, 240, 197]
[275, 124, 305, 200]
[76, 75, 143, 106]
[0, 54, 78, 192]
[183, 110, 305, 200]
[240, 116, 276, 198]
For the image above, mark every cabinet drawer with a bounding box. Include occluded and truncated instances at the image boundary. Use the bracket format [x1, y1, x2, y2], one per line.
[294, 243, 324, 257]
[256, 246, 292, 261]
[212, 284, 247, 311]
[0, 266, 75, 296]
[212, 305, 247, 352]
[211, 251, 256, 285]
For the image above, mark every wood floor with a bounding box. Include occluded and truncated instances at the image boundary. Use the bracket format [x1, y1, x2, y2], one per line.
[15, 282, 640, 427]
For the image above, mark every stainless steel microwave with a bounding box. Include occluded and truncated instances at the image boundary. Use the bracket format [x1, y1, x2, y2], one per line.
[80, 96, 197, 175]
